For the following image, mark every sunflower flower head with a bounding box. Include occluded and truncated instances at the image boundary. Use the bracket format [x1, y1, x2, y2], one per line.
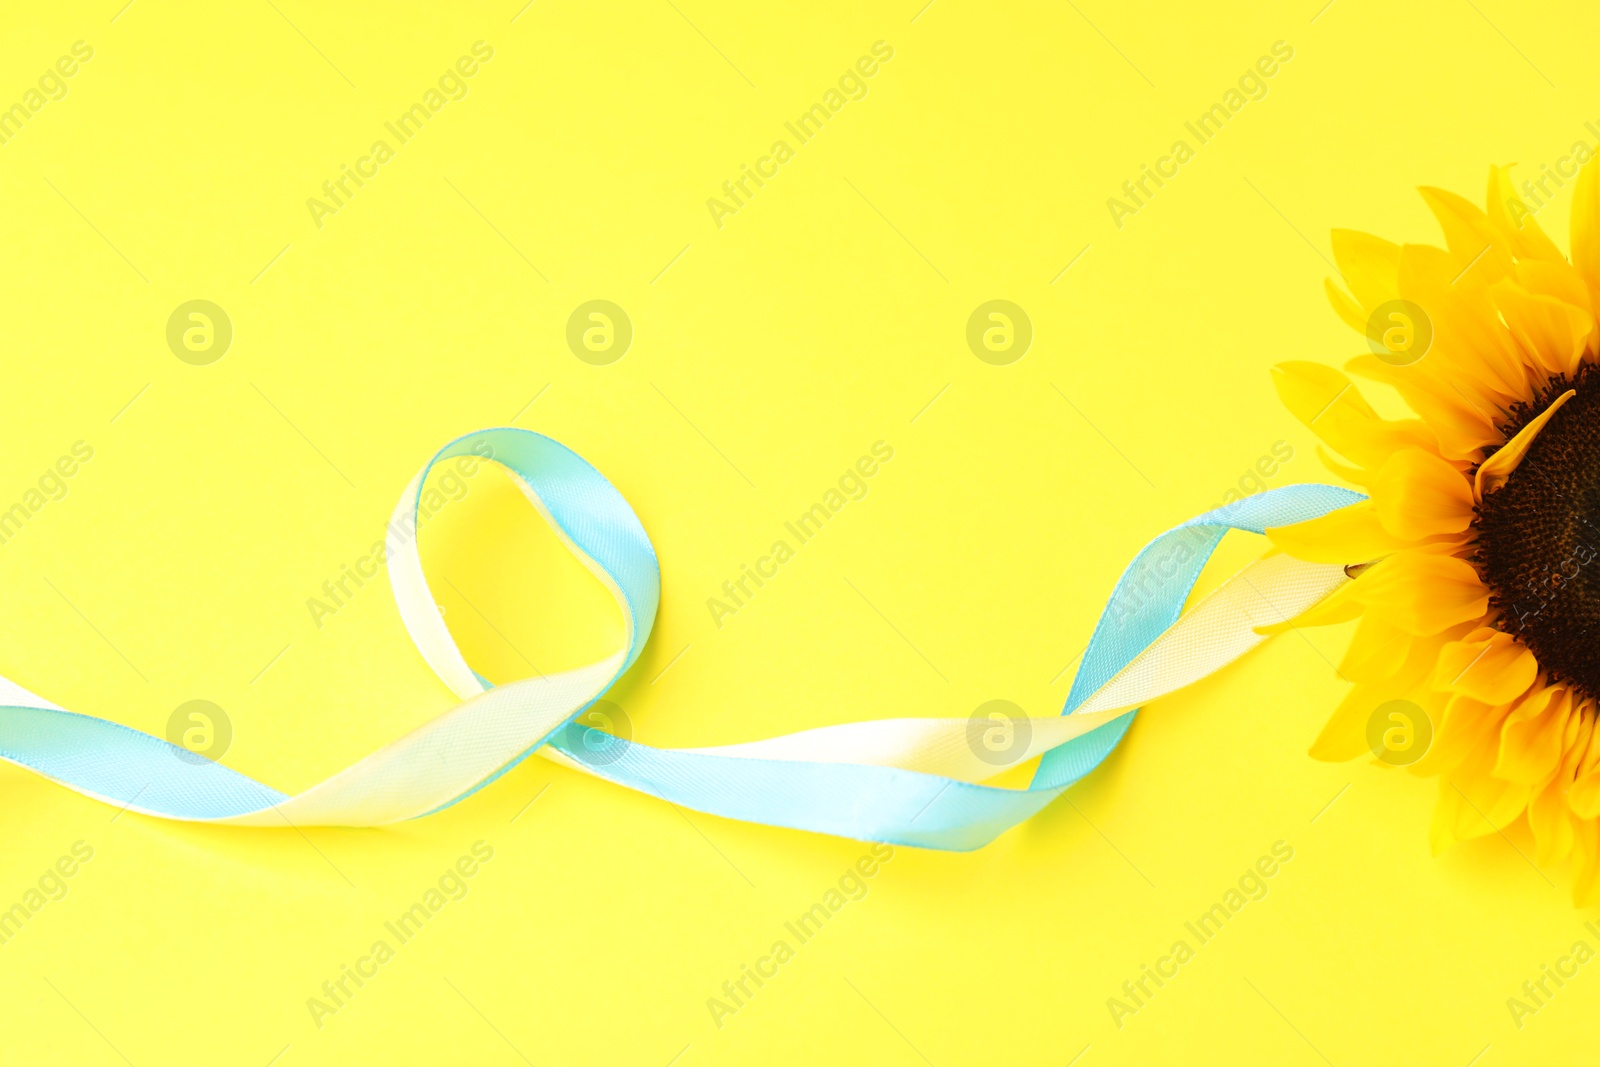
[1270, 161, 1600, 902]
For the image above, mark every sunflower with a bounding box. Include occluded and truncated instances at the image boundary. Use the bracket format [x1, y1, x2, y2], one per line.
[1266, 161, 1600, 901]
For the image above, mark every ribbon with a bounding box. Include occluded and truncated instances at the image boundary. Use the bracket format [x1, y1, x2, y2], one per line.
[0, 428, 1363, 848]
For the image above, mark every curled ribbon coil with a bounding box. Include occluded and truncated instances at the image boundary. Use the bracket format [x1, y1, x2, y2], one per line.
[0, 428, 1363, 848]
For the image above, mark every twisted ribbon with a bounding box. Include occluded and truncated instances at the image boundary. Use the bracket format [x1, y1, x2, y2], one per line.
[0, 428, 1362, 848]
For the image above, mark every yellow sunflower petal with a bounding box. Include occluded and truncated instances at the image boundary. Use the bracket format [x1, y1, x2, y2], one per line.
[1486, 164, 1564, 263]
[1490, 281, 1592, 380]
[1515, 258, 1593, 314]
[1344, 354, 1501, 462]
[1418, 185, 1516, 285]
[1347, 550, 1489, 636]
[1370, 448, 1475, 540]
[1497, 685, 1572, 785]
[1432, 628, 1538, 706]
[1412, 691, 1504, 778]
[1324, 277, 1367, 333]
[1569, 706, 1600, 818]
[1316, 444, 1374, 489]
[1432, 745, 1532, 853]
[1398, 244, 1527, 402]
[1338, 611, 1421, 682]
[1271, 362, 1435, 470]
[1571, 819, 1600, 906]
[1515, 253, 1599, 355]
[1266, 501, 1412, 565]
[1309, 632, 1445, 762]
[1529, 775, 1577, 866]
[1571, 156, 1600, 313]
[1465, 751, 1535, 832]
[1274, 359, 1371, 418]
[1330, 228, 1401, 311]
[1308, 682, 1383, 763]
[1529, 710, 1592, 865]
[1476, 389, 1575, 498]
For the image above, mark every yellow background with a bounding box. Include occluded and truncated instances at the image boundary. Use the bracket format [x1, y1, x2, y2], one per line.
[0, 0, 1593, 1063]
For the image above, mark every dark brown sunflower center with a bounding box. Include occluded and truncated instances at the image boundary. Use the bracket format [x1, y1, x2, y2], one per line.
[1474, 362, 1600, 698]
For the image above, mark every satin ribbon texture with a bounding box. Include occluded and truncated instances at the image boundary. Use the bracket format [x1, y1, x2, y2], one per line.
[0, 428, 1363, 849]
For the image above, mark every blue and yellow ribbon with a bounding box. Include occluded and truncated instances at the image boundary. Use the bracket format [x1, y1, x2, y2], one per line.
[0, 428, 1363, 847]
